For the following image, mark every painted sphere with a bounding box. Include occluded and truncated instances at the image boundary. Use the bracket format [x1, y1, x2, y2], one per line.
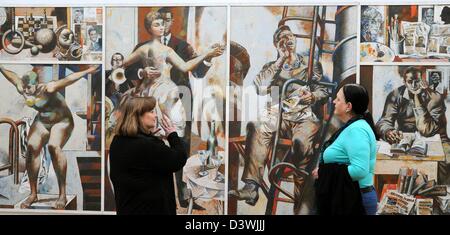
[30, 46, 40, 55]
[34, 28, 57, 53]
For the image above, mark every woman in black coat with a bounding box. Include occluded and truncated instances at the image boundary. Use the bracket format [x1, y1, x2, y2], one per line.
[109, 96, 187, 215]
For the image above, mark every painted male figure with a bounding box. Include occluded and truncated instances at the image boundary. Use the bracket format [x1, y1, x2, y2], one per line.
[229, 25, 328, 214]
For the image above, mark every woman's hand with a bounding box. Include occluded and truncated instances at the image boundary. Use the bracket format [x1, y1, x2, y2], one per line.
[312, 167, 319, 180]
[206, 43, 225, 59]
[143, 66, 161, 80]
[86, 65, 100, 74]
[161, 114, 177, 138]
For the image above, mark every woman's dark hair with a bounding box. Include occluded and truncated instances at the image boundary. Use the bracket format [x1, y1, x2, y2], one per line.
[342, 84, 380, 140]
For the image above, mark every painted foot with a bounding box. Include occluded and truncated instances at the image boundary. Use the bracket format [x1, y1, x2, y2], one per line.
[228, 181, 260, 206]
[20, 194, 38, 209]
[54, 195, 67, 209]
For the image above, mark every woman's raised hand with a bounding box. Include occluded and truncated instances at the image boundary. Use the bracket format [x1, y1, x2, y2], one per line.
[160, 113, 177, 138]
[87, 65, 100, 74]
[207, 43, 225, 59]
[144, 66, 161, 80]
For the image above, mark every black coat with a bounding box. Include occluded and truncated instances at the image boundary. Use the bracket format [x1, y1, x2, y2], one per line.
[109, 132, 187, 215]
[315, 163, 366, 215]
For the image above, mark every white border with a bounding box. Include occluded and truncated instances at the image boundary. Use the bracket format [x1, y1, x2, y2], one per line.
[224, 4, 231, 216]
[357, 4, 361, 84]
[2, 0, 449, 7]
[100, 5, 106, 213]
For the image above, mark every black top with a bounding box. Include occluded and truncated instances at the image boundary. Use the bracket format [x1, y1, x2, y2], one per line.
[109, 131, 187, 215]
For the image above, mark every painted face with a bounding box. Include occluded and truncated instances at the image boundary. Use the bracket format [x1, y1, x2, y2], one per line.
[361, 7, 383, 42]
[424, 9, 434, 24]
[161, 12, 173, 35]
[89, 29, 98, 42]
[363, 21, 380, 41]
[404, 72, 421, 94]
[75, 10, 82, 22]
[278, 29, 296, 51]
[140, 109, 157, 131]
[405, 34, 414, 46]
[111, 54, 123, 69]
[22, 71, 38, 95]
[431, 72, 441, 85]
[418, 37, 424, 44]
[150, 19, 165, 38]
[333, 88, 350, 120]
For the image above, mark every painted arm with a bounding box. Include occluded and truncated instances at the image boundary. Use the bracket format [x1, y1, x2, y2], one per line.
[0, 65, 24, 94]
[124, 43, 146, 80]
[181, 42, 214, 78]
[253, 62, 280, 96]
[376, 91, 399, 141]
[414, 91, 445, 137]
[122, 46, 145, 69]
[167, 45, 222, 73]
[46, 65, 99, 93]
[309, 62, 329, 105]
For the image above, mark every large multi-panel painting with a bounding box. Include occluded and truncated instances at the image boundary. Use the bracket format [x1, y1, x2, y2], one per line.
[361, 5, 450, 63]
[228, 5, 357, 215]
[0, 6, 102, 212]
[1, 3, 449, 215]
[104, 6, 227, 215]
[0, 7, 103, 61]
[360, 4, 450, 215]
[0, 63, 102, 211]
[361, 65, 450, 214]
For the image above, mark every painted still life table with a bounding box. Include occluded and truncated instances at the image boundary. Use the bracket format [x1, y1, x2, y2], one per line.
[182, 151, 225, 214]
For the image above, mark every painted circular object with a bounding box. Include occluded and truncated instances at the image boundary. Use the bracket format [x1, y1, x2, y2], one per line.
[360, 42, 395, 62]
[34, 28, 57, 53]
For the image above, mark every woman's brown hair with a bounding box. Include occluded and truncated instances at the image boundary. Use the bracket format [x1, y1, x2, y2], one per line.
[114, 96, 157, 137]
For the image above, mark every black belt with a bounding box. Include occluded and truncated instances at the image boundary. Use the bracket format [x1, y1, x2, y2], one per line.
[360, 186, 375, 194]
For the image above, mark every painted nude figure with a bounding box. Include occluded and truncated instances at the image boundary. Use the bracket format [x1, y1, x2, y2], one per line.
[0, 64, 99, 209]
[118, 12, 224, 136]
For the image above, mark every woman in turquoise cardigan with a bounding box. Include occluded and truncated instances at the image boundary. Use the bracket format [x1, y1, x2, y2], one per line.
[314, 84, 380, 215]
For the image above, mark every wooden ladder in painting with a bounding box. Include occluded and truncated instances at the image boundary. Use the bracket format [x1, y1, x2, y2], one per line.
[264, 6, 339, 215]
